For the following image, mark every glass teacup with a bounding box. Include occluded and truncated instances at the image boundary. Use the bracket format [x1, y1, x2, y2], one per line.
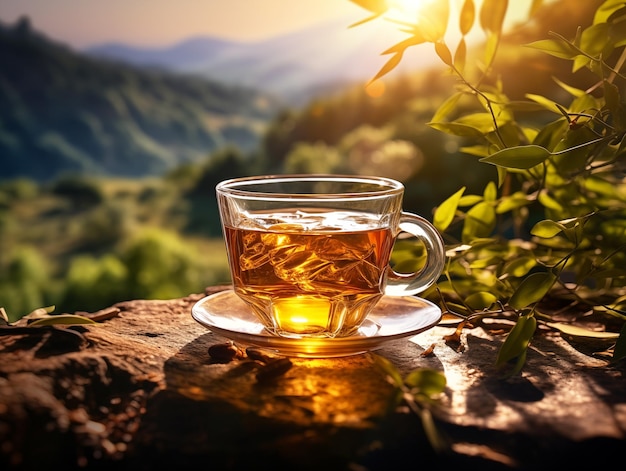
[216, 174, 445, 339]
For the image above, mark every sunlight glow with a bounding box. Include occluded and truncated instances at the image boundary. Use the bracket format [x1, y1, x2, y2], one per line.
[389, 0, 426, 20]
[365, 80, 385, 98]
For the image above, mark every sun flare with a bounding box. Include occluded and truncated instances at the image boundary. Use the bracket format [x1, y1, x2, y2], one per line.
[388, 0, 428, 22]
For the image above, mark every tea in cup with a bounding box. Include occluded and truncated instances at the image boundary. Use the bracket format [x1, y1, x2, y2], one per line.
[216, 175, 445, 338]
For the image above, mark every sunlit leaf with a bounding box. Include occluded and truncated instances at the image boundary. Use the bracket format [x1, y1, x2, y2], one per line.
[458, 194, 483, 206]
[468, 255, 500, 268]
[525, 38, 581, 59]
[349, 0, 388, 13]
[495, 166, 508, 187]
[454, 37, 467, 71]
[537, 190, 563, 211]
[462, 201, 496, 243]
[531, 220, 566, 238]
[404, 368, 447, 397]
[496, 192, 531, 213]
[480, 145, 550, 169]
[435, 41, 453, 66]
[479, 0, 508, 34]
[483, 32, 500, 67]
[349, 13, 385, 27]
[578, 22, 610, 57]
[525, 94, 560, 113]
[464, 291, 497, 309]
[434, 187, 466, 232]
[483, 181, 497, 202]
[460, 145, 489, 157]
[382, 33, 427, 55]
[370, 52, 403, 83]
[595, 0, 626, 23]
[509, 272, 557, 310]
[23, 305, 57, 320]
[428, 121, 486, 138]
[371, 353, 404, 386]
[533, 118, 569, 150]
[459, 0, 475, 36]
[430, 91, 463, 123]
[456, 112, 498, 132]
[546, 322, 620, 339]
[28, 314, 98, 326]
[553, 77, 586, 97]
[502, 256, 537, 277]
[496, 313, 536, 374]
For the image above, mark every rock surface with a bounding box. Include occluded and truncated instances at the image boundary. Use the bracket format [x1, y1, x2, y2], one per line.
[1, 285, 624, 470]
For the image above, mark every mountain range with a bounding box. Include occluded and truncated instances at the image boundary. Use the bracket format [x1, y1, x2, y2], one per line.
[84, 16, 436, 105]
[0, 13, 438, 183]
[0, 17, 283, 183]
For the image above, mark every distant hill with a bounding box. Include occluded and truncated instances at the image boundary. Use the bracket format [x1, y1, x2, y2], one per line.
[85, 17, 436, 106]
[0, 17, 281, 183]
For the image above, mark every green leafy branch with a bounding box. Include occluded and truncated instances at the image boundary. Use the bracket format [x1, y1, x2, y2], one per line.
[370, 353, 449, 454]
[350, 0, 626, 373]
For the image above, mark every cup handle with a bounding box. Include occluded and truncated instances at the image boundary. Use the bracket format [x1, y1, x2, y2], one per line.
[384, 212, 446, 297]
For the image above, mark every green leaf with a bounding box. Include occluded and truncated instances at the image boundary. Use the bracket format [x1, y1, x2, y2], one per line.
[434, 187, 466, 232]
[430, 91, 463, 123]
[479, 145, 551, 169]
[525, 93, 561, 113]
[579, 22, 610, 57]
[454, 37, 467, 72]
[525, 38, 581, 59]
[348, 0, 388, 26]
[382, 33, 427, 55]
[483, 31, 500, 66]
[428, 121, 486, 138]
[496, 192, 531, 213]
[349, 0, 388, 13]
[371, 353, 404, 386]
[502, 256, 537, 277]
[435, 41, 453, 66]
[537, 190, 564, 212]
[462, 201, 496, 243]
[404, 368, 447, 397]
[531, 220, 567, 238]
[509, 272, 557, 310]
[594, 0, 626, 23]
[546, 322, 620, 340]
[483, 181, 497, 202]
[28, 314, 98, 326]
[458, 194, 483, 206]
[496, 313, 537, 372]
[553, 77, 586, 97]
[370, 52, 403, 83]
[465, 291, 497, 310]
[459, 0, 475, 36]
[480, 0, 508, 34]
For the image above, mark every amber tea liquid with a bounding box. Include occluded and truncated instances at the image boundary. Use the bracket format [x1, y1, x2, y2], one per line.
[224, 210, 395, 338]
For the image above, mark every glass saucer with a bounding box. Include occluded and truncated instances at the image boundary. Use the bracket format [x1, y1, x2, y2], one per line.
[191, 290, 442, 358]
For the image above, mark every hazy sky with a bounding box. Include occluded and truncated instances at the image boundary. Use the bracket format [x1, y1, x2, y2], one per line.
[0, 1, 536, 50]
[0, 0, 360, 48]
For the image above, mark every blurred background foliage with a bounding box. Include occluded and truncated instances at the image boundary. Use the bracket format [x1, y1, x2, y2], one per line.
[0, 0, 605, 321]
